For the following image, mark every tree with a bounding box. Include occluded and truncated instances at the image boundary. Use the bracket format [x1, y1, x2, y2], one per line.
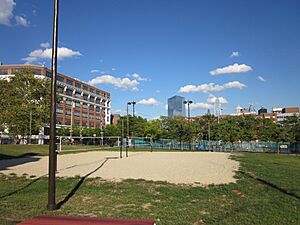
[0, 69, 51, 139]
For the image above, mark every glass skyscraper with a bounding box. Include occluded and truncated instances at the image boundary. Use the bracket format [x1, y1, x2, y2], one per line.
[168, 95, 186, 117]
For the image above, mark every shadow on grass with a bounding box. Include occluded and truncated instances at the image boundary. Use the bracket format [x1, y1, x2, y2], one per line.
[239, 171, 300, 200]
[56, 157, 118, 209]
[0, 174, 47, 199]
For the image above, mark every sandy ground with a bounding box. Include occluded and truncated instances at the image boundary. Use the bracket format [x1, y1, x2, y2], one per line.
[0, 151, 239, 186]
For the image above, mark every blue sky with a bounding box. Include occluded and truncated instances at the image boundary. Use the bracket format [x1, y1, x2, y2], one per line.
[1, 0, 300, 119]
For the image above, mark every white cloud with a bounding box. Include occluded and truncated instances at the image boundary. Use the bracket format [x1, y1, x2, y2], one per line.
[190, 102, 214, 110]
[210, 63, 252, 75]
[111, 68, 116, 71]
[257, 76, 266, 82]
[22, 45, 82, 63]
[90, 69, 100, 73]
[179, 83, 224, 93]
[40, 42, 50, 48]
[15, 15, 29, 26]
[0, 0, 15, 25]
[127, 73, 148, 81]
[178, 81, 246, 93]
[112, 109, 123, 114]
[137, 98, 159, 106]
[230, 51, 240, 58]
[207, 94, 228, 104]
[223, 81, 247, 89]
[88, 75, 139, 91]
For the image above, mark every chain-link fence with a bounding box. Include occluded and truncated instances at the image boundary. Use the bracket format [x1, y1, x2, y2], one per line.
[130, 138, 300, 154]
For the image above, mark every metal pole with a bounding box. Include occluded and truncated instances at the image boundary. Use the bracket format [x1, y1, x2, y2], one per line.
[132, 102, 135, 117]
[48, 0, 59, 211]
[127, 103, 129, 138]
[188, 102, 191, 150]
[29, 110, 32, 144]
[120, 119, 123, 158]
[126, 103, 130, 157]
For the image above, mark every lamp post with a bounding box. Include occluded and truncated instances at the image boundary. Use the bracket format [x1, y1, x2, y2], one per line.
[184, 100, 193, 150]
[126, 102, 132, 157]
[100, 129, 104, 146]
[132, 101, 136, 117]
[48, 0, 59, 211]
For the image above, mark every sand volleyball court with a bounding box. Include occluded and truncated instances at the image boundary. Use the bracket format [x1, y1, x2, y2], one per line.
[0, 151, 239, 186]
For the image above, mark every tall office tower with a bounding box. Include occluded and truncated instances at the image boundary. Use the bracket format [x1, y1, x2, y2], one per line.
[168, 95, 186, 117]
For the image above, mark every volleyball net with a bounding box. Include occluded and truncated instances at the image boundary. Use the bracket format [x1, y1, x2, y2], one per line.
[57, 136, 121, 153]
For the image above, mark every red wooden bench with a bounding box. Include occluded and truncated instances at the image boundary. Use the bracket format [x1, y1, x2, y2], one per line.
[17, 215, 155, 225]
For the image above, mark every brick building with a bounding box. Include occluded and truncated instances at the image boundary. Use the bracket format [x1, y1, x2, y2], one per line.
[0, 64, 111, 128]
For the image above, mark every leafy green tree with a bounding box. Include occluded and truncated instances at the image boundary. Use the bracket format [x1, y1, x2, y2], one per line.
[0, 69, 51, 138]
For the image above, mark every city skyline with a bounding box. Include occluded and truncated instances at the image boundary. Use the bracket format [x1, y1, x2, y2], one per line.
[1, 0, 300, 119]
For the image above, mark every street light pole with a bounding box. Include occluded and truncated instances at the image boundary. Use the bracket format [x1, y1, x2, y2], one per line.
[184, 100, 193, 150]
[126, 102, 132, 157]
[132, 101, 136, 117]
[48, 0, 59, 211]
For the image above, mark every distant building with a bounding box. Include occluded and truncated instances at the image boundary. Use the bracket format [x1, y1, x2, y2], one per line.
[196, 106, 299, 123]
[168, 95, 186, 117]
[0, 64, 111, 128]
[276, 107, 299, 123]
[111, 114, 121, 125]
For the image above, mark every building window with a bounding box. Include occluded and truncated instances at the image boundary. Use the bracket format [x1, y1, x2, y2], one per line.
[96, 90, 100, 95]
[56, 108, 63, 114]
[65, 120, 71, 125]
[89, 122, 94, 127]
[46, 71, 52, 78]
[65, 109, 71, 116]
[57, 75, 64, 82]
[0, 69, 8, 75]
[12, 68, 21, 74]
[96, 99, 100, 104]
[90, 88, 95, 93]
[74, 120, 80, 126]
[82, 103, 88, 109]
[74, 110, 80, 117]
[82, 113, 88, 118]
[66, 89, 73, 96]
[96, 116, 101, 120]
[83, 94, 88, 101]
[75, 82, 81, 89]
[96, 106, 100, 112]
[66, 79, 73, 86]
[66, 99, 72, 106]
[89, 114, 94, 119]
[74, 101, 81, 108]
[57, 119, 62, 125]
[35, 69, 42, 75]
[83, 85, 88, 91]
[89, 96, 95, 103]
[82, 121, 87, 127]
[57, 86, 64, 94]
[74, 91, 81, 98]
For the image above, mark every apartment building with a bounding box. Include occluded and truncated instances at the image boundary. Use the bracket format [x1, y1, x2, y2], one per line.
[0, 64, 111, 128]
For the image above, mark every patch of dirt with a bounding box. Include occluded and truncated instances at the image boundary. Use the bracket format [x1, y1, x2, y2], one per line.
[193, 220, 206, 225]
[232, 189, 245, 197]
[142, 203, 152, 210]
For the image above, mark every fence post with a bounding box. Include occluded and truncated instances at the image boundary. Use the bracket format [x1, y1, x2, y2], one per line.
[59, 136, 62, 152]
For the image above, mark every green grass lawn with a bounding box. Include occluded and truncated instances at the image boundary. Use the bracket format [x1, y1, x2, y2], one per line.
[0, 144, 186, 160]
[0, 144, 119, 160]
[0, 149, 299, 224]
